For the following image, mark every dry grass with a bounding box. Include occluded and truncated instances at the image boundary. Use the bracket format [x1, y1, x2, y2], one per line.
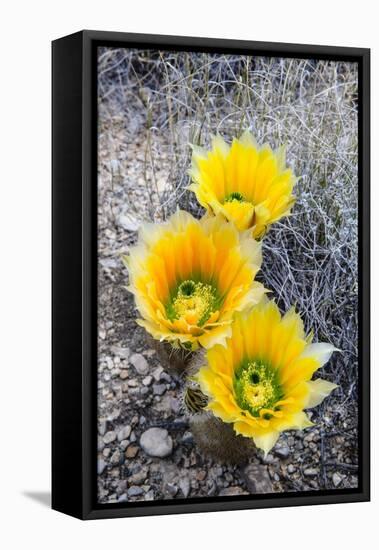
[98, 47, 358, 445]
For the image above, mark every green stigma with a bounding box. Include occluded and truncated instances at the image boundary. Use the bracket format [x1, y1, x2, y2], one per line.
[166, 279, 219, 326]
[233, 360, 283, 417]
[224, 191, 245, 203]
[179, 280, 196, 296]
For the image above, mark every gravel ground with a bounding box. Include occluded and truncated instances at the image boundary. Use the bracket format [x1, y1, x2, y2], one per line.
[97, 49, 359, 504]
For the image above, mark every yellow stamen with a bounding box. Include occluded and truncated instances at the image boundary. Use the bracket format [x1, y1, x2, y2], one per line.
[169, 280, 218, 326]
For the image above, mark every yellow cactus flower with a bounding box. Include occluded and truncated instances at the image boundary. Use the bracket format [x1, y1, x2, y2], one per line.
[196, 299, 337, 454]
[189, 131, 296, 238]
[124, 209, 266, 350]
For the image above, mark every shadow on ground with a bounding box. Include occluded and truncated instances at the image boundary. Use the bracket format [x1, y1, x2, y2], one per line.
[23, 491, 51, 508]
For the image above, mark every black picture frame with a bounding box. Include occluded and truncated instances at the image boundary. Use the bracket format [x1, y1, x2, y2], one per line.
[52, 30, 370, 520]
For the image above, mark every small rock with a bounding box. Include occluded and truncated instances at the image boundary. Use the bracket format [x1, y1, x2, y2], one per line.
[219, 486, 248, 496]
[287, 464, 296, 474]
[160, 372, 171, 383]
[165, 483, 178, 497]
[117, 426, 132, 441]
[97, 459, 106, 475]
[304, 468, 319, 477]
[128, 467, 148, 485]
[107, 409, 120, 421]
[128, 486, 144, 497]
[179, 478, 191, 498]
[153, 383, 166, 396]
[196, 470, 207, 481]
[275, 446, 290, 459]
[103, 431, 116, 444]
[242, 464, 273, 493]
[130, 353, 149, 375]
[170, 397, 181, 414]
[154, 394, 172, 413]
[142, 375, 153, 386]
[116, 480, 127, 493]
[110, 346, 130, 359]
[207, 482, 217, 496]
[140, 427, 173, 458]
[100, 258, 118, 269]
[119, 370, 128, 380]
[110, 449, 121, 464]
[332, 473, 343, 487]
[181, 431, 194, 445]
[117, 214, 140, 232]
[152, 366, 164, 381]
[105, 357, 113, 370]
[98, 420, 106, 436]
[125, 445, 139, 458]
[118, 494, 128, 502]
[110, 158, 121, 173]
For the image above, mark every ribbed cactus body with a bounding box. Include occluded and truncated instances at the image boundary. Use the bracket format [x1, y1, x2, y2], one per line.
[147, 336, 195, 376]
[190, 412, 256, 465]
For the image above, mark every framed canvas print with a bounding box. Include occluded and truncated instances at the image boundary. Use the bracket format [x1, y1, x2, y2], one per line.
[52, 30, 370, 520]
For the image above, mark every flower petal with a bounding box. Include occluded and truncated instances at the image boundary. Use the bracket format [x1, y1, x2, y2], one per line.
[306, 379, 338, 408]
[300, 343, 338, 369]
[252, 431, 280, 456]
